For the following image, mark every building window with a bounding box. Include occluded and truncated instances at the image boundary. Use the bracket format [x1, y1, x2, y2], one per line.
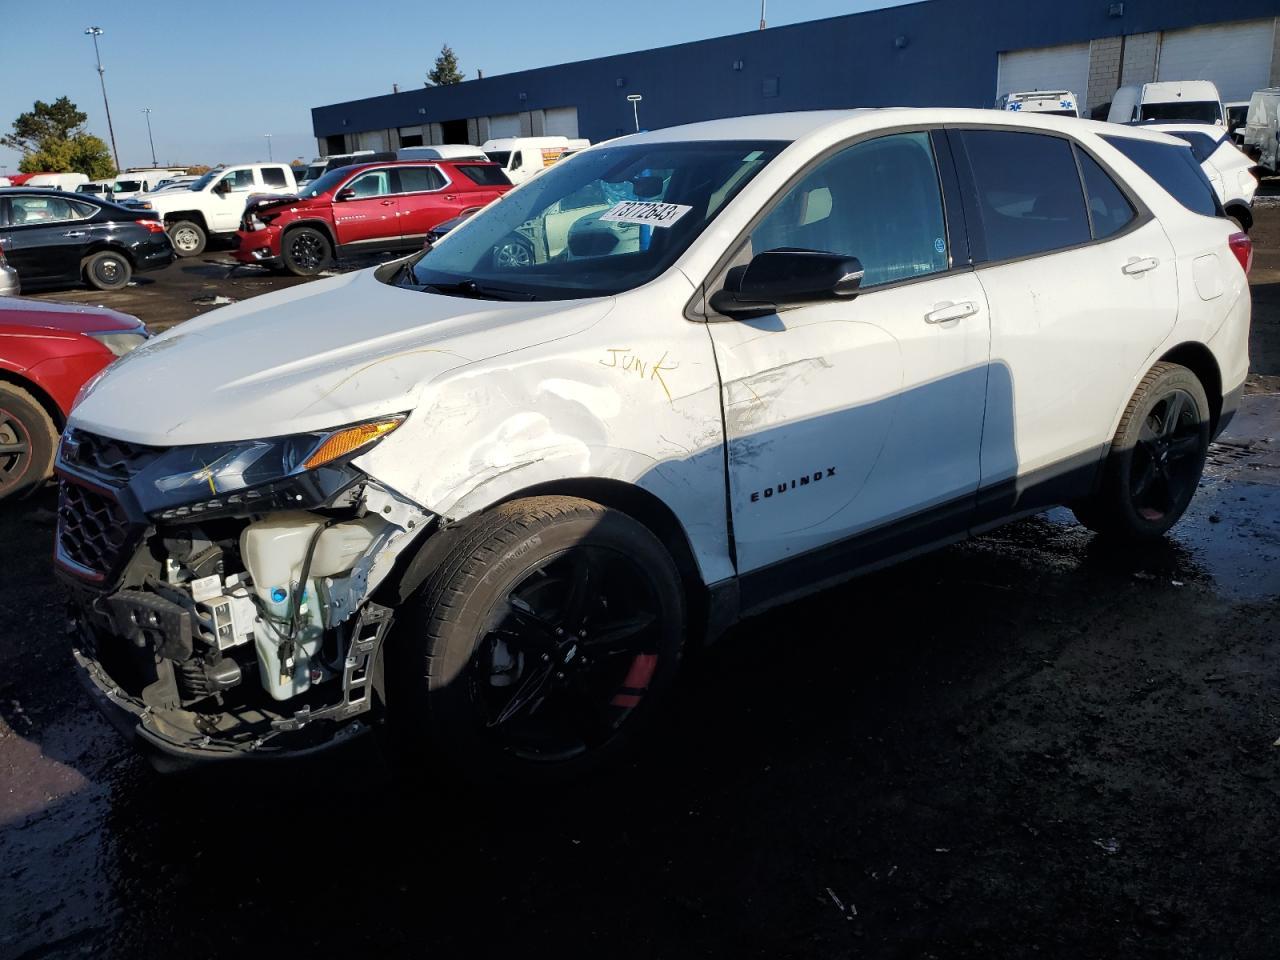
[762, 76, 780, 98]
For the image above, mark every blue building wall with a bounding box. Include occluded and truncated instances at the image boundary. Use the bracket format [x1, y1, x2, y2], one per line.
[312, 0, 1279, 143]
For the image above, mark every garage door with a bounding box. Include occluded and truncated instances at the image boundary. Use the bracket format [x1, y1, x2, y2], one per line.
[486, 113, 522, 139]
[357, 130, 386, 152]
[996, 42, 1091, 101]
[543, 107, 579, 139]
[1157, 19, 1275, 103]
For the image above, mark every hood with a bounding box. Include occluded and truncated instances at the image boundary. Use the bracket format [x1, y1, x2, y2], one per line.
[245, 192, 303, 216]
[0, 296, 144, 335]
[69, 267, 612, 446]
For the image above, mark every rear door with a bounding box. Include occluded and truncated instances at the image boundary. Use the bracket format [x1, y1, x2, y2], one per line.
[331, 168, 399, 246]
[393, 165, 454, 245]
[952, 128, 1178, 521]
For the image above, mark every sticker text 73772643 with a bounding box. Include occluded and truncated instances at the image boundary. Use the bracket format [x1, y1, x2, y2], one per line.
[599, 201, 693, 228]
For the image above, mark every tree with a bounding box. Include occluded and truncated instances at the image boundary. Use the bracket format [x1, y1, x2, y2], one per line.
[3, 97, 115, 178]
[426, 44, 464, 86]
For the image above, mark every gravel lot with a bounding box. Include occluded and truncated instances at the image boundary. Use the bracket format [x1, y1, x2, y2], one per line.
[2, 202, 1279, 960]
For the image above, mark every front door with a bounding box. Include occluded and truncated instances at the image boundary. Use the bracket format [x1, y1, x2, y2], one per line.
[708, 131, 991, 574]
[0, 193, 97, 285]
[332, 168, 400, 247]
[208, 168, 258, 233]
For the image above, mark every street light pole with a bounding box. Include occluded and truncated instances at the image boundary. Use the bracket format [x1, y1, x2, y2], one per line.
[141, 108, 157, 167]
[626, 94, 643, 132]
[84, 27, 121, 172]
[264, 134, 273, 161]
[759, 0, 766, 30]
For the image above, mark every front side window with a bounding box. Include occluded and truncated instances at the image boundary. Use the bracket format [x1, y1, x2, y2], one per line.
[960, 130, 1091, 261]
[219, 169, 255, 192]
[1101, 135, 1218, 218]
[345, 170, 392, 198]
[749, 131, 949, 288]
[408, 139, 785, 300]
[1075, 148, 1135, 240]
[395, 166, 446, 193]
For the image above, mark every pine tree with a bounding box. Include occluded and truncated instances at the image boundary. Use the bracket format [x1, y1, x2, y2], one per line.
[427, 44, 464, 86]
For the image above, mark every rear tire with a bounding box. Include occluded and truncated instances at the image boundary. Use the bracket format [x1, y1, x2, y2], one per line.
[389, 496, 684, 782]
[281, 226, 333, 276]
[0, 383, 58, 501]
[83, 250, 132, 291]
[1071, 362, 1210, 541]
[168, 220, 207, 257]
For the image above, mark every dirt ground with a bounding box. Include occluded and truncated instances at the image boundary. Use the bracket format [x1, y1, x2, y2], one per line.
[1, 203, 1278, 960]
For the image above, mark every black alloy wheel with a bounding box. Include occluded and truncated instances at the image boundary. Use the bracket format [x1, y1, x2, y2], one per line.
[474, 545, 664, 762]
[1129, 388, 1203, 523]
[283, 227, 333, 276]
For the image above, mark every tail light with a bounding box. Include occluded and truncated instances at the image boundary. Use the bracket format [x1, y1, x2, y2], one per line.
[135, 219, 167, 234]
[1228, 231, 1253, 275]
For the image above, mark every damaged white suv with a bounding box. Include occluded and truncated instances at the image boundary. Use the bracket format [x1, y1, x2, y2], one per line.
[60, 110, 1251, 777]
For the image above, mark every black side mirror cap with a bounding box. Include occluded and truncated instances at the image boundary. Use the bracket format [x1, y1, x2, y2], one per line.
[709, 249, 863, 319]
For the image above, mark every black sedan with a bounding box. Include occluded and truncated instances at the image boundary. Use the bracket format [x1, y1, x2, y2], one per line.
[0, 188, 174, 291]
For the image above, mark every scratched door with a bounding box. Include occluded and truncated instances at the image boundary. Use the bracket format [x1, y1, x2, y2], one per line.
[705, 131, 991, 573]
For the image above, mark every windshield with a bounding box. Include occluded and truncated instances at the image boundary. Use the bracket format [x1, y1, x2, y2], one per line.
[1141, 101, 1222, 125]
[298, 167, 353, 199]
[188, 170, 220, 191]
[407, 139, 785, 300]
[114, 180, 142, 192]
[303, 163, 326, 182]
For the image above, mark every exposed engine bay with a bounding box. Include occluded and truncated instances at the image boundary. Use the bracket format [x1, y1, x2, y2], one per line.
[58, 426, 430, 760]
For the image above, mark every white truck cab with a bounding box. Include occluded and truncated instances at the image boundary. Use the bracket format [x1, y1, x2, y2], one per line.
[130, 163, 297, 256]
[998, 90, 1079, 117]
[1108, 80, 1225, 126]
[481, 136, 589, 184]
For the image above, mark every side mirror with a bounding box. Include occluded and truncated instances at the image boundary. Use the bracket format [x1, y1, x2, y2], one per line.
[709, 248, 863, 319]
[335, 187, 356, 202]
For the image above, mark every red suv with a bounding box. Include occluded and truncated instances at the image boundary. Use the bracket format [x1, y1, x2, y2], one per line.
[234, 160, 512, 275]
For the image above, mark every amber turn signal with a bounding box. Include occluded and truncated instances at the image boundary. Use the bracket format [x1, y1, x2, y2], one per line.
[304, 416, 405, 470]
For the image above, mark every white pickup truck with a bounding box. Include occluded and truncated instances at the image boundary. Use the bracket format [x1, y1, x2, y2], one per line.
[128, 163, 297, 256]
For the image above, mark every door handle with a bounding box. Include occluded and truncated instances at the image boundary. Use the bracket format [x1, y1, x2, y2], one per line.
[380, 199, 395, 206]
[1122, 256, 1159, 275]
[924, 300, 978, 324]
[443, 194, 456, 201]
[63, 231, 88, 238]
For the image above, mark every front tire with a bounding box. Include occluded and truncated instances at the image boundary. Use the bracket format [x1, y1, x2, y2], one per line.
[83, 250, 132, 291]
[391, 496, 685, 782]
[281, 226, 334, 276]
[0, 383, 58, 501]
[1072, 362, 1210, 540]
[167, 220, 207, 257]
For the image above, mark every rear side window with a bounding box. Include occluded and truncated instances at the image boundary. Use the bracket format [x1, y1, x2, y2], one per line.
[456, 164, 511, 187]
[1074, 148, 1135, 240]
[395, 166, 447, 193]
[261, 167, 288, 188]
[960, 130, 1091, 261]
[1101, 136, 1218, 217]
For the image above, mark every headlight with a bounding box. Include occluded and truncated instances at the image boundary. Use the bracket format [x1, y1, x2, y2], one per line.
[131, 415, 405, 516]
[89, 331, 148, 357]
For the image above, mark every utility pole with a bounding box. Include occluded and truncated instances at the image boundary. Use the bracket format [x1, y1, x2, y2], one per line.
[264, 134, 273, 161]
[141, 108, 157, 167]
[759, 0, 766, 29]
[84, 27, 121, 171]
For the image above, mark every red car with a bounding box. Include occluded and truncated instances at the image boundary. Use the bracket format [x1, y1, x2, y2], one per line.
[234, 159, 512, 276]
[0, 297, 147, 499]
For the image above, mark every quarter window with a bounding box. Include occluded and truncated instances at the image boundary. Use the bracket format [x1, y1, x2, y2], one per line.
[1101, 135, 1218, 218]
[960, 130, 1091, 261]
[1074, 148, 1135, 240]
[395, 166, 447, 193]
[750, 131, 949, 288]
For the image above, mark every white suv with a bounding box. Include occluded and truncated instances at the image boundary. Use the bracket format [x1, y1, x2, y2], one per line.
[60, 110, 1251, 778]
[129, 163, 297, 257]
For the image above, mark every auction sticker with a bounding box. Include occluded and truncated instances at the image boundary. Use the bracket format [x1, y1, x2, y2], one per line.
[599, 201, 693, 227]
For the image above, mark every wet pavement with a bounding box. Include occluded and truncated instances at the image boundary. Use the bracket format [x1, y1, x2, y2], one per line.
[2, 208, 1279, 959]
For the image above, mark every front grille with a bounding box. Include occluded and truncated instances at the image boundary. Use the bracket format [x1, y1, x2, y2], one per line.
[57, 482, 133, 578]
[61, 429, 163, 487]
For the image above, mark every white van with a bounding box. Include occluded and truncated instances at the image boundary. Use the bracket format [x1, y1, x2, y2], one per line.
[997, 90, 1079, 117]
[481, 136, 590, 184]
[1243, 87, 1280, 172]
[24, 172, 90, 191]
[1108, 81, 1225, 126]
[396, 144, 487, 162]
[111, 171, 180, 200]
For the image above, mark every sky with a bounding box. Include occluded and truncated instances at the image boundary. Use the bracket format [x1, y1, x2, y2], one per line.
[0, 0, 911, 175]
